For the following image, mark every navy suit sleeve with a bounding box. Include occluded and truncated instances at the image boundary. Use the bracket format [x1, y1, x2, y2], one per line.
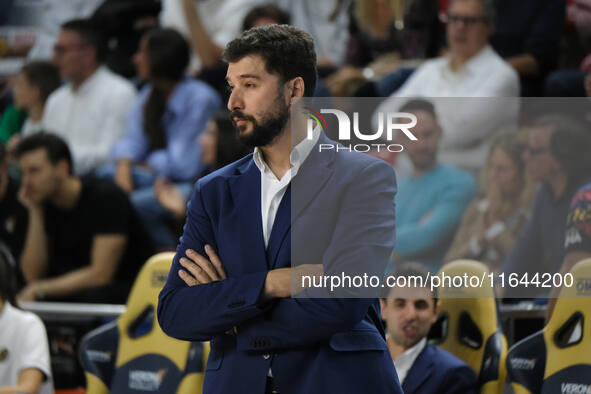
[440, 365, 478, 394]
[236, 160, 397, 351]
[157, 179, 270, 341]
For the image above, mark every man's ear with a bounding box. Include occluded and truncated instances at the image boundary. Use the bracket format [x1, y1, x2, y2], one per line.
[290, 77, 305, 99]
[56, 159, 70, 176]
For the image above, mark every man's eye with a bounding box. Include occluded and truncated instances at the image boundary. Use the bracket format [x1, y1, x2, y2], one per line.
[245, 83, 255, 88]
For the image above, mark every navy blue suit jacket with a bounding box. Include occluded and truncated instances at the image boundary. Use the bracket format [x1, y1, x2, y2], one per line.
[402, 344, 478, 394]
[158, 134, 402, 394]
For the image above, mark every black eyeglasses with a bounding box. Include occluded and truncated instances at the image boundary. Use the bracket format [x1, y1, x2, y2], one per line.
[446, 14, 489, 26]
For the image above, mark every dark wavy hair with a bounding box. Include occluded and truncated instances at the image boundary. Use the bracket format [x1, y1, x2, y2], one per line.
[223, 24, 317, 97]
[142, 28, 190, 152]
[15, 133, 74, 175]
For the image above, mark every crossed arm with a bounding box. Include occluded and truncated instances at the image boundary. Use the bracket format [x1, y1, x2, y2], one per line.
[157, 161, 397, 350]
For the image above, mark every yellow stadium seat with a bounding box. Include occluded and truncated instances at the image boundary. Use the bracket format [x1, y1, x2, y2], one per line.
[79, 252, 209, 393]
[432, 260, 508, 394]
[506, 258, 591, 394]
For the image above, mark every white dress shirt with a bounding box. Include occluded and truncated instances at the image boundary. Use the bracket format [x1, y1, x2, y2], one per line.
[377, 45, 520, 174]
[253, 128, 320, 247]
[42, 66, 137, 175]
[21, 118, 43, 137]
[253, 127, 319, 378]
[392, 337, 427, 384]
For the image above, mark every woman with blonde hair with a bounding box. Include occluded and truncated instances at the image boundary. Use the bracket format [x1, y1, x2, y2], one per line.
[445, 133, 532, 271]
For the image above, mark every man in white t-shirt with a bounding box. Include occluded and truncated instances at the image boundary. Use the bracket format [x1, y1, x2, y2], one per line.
[43, 18, 136, 175]
[0, 251, 52, 394]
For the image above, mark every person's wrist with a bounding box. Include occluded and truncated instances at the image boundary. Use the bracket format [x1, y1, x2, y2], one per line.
[32, 282, 46, 301]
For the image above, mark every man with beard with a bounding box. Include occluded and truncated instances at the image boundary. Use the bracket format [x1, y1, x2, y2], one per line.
[157, 25, 402, 394]
[381, 262, 477, 393]
[393, 99, 475, 270]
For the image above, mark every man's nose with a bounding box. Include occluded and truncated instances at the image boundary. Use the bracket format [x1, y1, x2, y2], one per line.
[227, 89, 244, 112]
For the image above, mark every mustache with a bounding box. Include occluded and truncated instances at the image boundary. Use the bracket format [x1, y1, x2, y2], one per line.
[231, 110, 256, 125]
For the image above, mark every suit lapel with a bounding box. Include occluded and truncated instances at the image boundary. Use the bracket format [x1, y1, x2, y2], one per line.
[401, 344, 434, 394]
[266, 184, 290, 268]
[227, 158, 268, 271]
[291, 133, 335, 222]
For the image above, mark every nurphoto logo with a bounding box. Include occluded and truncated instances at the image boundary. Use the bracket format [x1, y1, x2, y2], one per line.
[304, 108, 418, 153]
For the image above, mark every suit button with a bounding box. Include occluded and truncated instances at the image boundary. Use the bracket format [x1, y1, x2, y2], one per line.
[263, 353, 270, 360]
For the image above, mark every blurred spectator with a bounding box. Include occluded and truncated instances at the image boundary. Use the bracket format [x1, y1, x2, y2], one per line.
[500, 115, 591, 297]
[274, 0, 351, 69]
[0, 248, 53, 394]
[490, 0, 566, 96]
[548, 180, 591, 317]
[106, 28, 220, 248]
[377, 0, 519, 173]
[0, 142, 27, 277]
[384, 0, 518, 97]
[15, 134, 154, 303]
[380, 262, 478, 393]
[393, 100, 475, 269]
[0, 62, 61, 155]
[544, 68, 586, 97]
[160, 0, 263, 73]
[24, 0, 103, 61]
[91, 0, 161, 79]
[42, 19, 137, 175]
[445, 133, 531, 271]
[326, 0, 441, 96]
[242, 4, 290, 31]
[569, 0, 591, 47]
[154, 111, 252, 224]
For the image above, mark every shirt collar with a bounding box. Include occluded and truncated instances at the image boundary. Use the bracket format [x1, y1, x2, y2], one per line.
[445, 44, 494, 76]
[72, 65, 105, 95]
[394, 337, 427, 370]
[253, 125, 321, 178]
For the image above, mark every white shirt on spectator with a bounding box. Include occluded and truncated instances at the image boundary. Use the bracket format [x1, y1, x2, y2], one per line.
[0, 302, 53, 394]
[392, 337, 426, 384]
[377, 44, 520, 175]
[22, 118, 43, 137]
[43, 66, 137, 175]
[253, 127, 319, 247]
[160, 0, 264, 72]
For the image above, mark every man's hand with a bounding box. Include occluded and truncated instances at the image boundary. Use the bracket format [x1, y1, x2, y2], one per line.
[154, 177, 187, 218]
[178, 245, 227, 286]
[263, 264, 324, 299]
[17, 182, 40, 211]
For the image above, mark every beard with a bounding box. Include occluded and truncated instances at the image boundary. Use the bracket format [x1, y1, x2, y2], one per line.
[231, 94, 290, 148]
